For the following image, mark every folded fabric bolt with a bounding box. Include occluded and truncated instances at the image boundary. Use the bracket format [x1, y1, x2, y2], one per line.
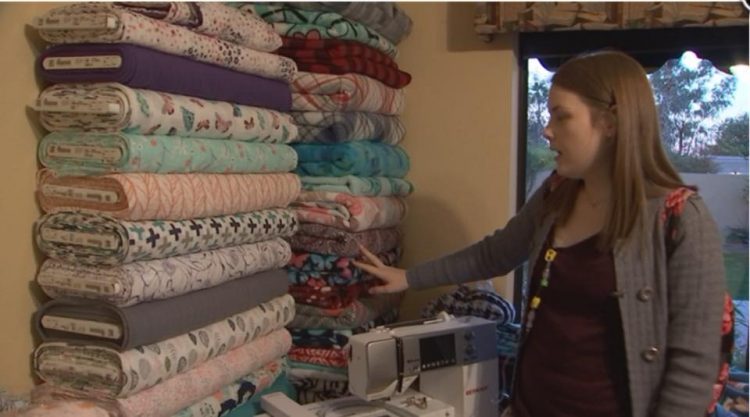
[237, 3, 397, 58]
[39, 132, 298, 176]
[38, 238, 291, 306]
[35, 3, 296, 82]
[174, 358, 285, 417]
[279, 37, 398, 68]
[291, 111, 405, 144]
[290, 329, 352, 350]
[292, 191, 407, 232]
[289, 224, 401, 257]
[291, 72, 405, 115]
[37, 44, 292, 111]
[31, 329, 292, 417]
[36, 208, 298, 266]
[293, 141, 409, 178]
[37, 170, 301, 221]
[115, 2, 281, 51]
[286, 2, 413, 45]
[34, 294, 294, 397]
[292, 57, 411, 89]
[288, 347, 348, 368]
[287, 249, 400, 286]
[37, 83, 297, 143]
[300, 176, 412, 197]
[288, 280, 372, 310]
[34, 268, 289, 350]
[4, 400, 110, 417]
[289, 294, 401, 330]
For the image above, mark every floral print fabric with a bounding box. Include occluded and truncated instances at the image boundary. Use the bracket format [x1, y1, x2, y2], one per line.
[287, 249, 400, 286]
[288, 224, 401, 257]
[37, 170, 301, 221]
[293, 141, 409, 178]
[36, 209, 298, 266]
[34, 295, 294, 397]
[292, 191, 407, 232]
[300, 176, 413, 196]
[291, 72, 405, 115]
[39, 132, 298, 176]
[37, 238, 292, 306]
[237, 3, 397, 57]
[291, 111, 405, 144]
[116, 2, 282, 51]
[38, 83, 298, 143]
[36, 3, 296, 82]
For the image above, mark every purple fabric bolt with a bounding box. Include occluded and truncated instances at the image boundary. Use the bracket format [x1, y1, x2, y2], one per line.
[37, 43, 292, 111]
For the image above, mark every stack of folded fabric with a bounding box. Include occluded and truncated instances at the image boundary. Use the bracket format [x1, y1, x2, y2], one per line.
[27, 3, 304, 416]
[234, 2, 413, 404]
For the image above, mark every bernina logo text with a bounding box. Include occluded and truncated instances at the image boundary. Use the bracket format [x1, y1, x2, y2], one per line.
[465, 385, 488, 396]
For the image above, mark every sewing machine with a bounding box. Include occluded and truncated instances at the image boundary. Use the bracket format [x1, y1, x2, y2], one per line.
[260, 313, 499, 417]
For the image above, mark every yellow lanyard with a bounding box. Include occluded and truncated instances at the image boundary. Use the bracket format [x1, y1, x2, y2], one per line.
[525, 248, 557, 335]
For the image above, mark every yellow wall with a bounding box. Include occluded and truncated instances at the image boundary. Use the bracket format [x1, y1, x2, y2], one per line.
[395, 2, 517, 320]
[0, 2, 517, 393]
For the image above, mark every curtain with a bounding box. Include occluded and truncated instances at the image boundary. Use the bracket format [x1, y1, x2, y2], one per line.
[475, 2, 748, 41]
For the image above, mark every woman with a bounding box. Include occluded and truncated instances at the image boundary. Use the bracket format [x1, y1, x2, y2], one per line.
[354, 51, 727, 417]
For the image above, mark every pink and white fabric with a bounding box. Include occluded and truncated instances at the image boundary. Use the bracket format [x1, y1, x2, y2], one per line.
[115, 2, 282, 51]
[292, 191, 407, 232]
[37, 169, 301, 221]
[35, 3, 296, 82]
[291, 72, 405, 115]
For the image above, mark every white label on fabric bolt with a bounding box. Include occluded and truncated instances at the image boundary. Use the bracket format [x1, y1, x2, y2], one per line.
[46, 144, 122, 163]
[41, 274, 119, 296]
[39, 359, 119, 380]
[41, 315, 122, 340]
[40, 227, 118, 250]
[42, 184, 119, 203]
[35, 96, 121, 115]
[34, 14, 118, 30]
[42, 55, 122, 70]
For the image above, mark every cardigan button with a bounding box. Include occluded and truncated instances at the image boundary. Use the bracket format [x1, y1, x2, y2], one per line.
[641, 346, 659, 362]
[637, 287, 653, 302]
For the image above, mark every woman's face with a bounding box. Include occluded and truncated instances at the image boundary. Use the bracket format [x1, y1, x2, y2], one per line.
[544, 85, 612, 180]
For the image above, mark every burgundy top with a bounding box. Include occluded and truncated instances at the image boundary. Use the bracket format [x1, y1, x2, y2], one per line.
[512, 233, 631, 417]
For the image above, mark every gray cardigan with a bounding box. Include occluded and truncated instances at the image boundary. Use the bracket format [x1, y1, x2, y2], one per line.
[407, 181, 726, 417]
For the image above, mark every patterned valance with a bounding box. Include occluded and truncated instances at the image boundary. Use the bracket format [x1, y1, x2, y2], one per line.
[474, 2, 749, 41]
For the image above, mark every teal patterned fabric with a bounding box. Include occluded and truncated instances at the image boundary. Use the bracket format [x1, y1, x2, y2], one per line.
[35, 209, 298, 266]
[300, 175, 412, 196]
[39, 132, 298, 176]
[238, 3, 397, 57]
[293, 141, 409, 178]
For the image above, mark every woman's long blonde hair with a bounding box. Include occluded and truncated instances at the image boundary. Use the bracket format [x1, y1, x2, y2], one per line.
[544, 50, 684, 250]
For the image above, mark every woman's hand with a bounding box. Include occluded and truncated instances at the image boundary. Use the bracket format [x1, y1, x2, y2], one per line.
[352, 244, 409, 294]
